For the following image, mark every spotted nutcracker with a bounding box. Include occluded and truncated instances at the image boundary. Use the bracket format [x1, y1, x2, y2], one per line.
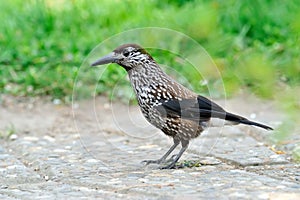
[91, 44, 273, 169]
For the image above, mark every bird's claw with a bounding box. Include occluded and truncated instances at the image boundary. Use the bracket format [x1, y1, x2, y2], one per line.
[160, 162, 185, 169]
[160, 162, 178, 169]
[142, 160, 174, 169]
[142, 154, 179, 168]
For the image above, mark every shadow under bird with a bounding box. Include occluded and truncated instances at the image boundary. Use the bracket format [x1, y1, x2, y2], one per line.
[91, 44, 273, 169]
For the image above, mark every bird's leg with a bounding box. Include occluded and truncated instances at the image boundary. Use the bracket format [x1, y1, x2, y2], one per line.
[142, 139, 180, 165]
[160, 140, 189, 169]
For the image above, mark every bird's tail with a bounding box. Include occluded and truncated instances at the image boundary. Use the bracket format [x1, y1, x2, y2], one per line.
[224, 112, 273, 130]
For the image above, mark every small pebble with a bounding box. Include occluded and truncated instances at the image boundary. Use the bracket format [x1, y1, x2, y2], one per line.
[10, 134, 18, 140]
[53, 99, 61, 105]
[250, 113, 256, 119]
[106, 178, 121, 185]
[258, 193, 269, 199]
[43, 135, 55, 142]
[172, 170, 185, 174]
[270, 154, 280, 159]
[276, 185, 286, 189]
[138, 178, 149, 183]
[65, 146, 72, 150]
[44, 175, 49, 181]
[86, 159, 99, 163]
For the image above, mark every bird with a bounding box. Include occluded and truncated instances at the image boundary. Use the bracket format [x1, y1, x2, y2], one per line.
[91, 43, 273, 169]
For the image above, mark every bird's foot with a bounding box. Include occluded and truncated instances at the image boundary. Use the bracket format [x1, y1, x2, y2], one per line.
[160, 164, 175, 169]
[142, 154, 178, 166]
[160, 162, 185, 169]
[159, 154, 186, 169]
[160, 161, 179, 169]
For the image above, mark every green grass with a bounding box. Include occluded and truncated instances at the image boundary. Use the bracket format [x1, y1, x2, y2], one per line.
[1, 0, 299, 101]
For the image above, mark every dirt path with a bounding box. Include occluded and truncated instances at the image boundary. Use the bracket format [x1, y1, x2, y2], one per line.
[0, 94, 299, 199]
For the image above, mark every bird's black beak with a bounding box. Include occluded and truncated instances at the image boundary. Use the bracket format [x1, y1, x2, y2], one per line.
[91, 52, 118, 67]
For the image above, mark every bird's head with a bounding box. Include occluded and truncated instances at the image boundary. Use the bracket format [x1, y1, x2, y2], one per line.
[91, 44, 154, 71]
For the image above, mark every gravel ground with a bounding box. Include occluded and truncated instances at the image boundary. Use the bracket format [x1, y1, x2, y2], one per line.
[0, 94, 299, 199]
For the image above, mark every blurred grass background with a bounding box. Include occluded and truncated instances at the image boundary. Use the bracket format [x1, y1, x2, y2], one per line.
[0, 0, 299, 151]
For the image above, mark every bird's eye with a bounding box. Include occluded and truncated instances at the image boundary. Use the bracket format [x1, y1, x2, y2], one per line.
[123, 51, 130, 57]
